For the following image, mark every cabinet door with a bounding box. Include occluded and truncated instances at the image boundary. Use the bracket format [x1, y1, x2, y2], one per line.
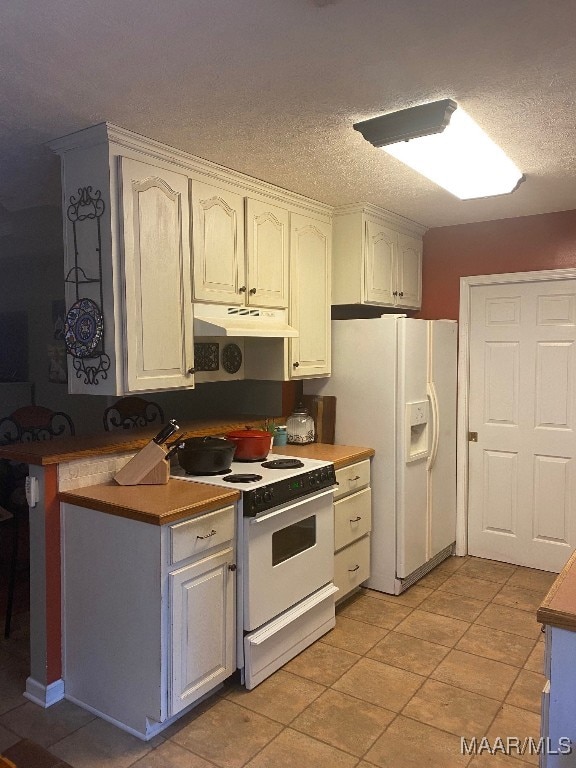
[192, 180, 245, 305]
[246, 198, 289, 308]
[120, 158, 194, 392]
[364, 219, 396, 305]
[396, 233, 422, 309]
[169, 546, 235, 716]
[289, 214, 331, 378]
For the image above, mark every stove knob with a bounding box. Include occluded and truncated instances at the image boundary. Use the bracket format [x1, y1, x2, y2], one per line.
[263, 488, 273, 503]
[253, 490, 263, 505]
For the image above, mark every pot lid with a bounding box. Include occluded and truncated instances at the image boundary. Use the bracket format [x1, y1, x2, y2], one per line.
[179, 436, 235, 448]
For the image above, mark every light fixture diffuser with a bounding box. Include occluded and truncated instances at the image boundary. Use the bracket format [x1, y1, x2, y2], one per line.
[354, 100, 524, 200]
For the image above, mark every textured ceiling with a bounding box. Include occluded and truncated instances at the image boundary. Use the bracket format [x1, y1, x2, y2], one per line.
[1, 0, 575, 227]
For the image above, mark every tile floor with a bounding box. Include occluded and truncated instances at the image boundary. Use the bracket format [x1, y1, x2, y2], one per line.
[0, 555, 556, 768]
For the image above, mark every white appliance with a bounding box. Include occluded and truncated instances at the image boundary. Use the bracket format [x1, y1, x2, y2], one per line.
[305, 316, 457, 594]
[171, 454, 337, 688]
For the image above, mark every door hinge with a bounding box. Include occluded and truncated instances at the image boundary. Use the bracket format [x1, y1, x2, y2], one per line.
[468, 431, 478, 442]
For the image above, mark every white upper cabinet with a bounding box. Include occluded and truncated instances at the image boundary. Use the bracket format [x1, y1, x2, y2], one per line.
[121, 158, 195, 392]
[191, 180, 245, 305]
[245, 198, 289, 308]
[396, 233, 423, 309]
[289, 214, 331, 378]
[364, 220, 396, 305]
[49, 123, 332, 393]
[192, 182, 290, 309]
[332, 204, 425, 311]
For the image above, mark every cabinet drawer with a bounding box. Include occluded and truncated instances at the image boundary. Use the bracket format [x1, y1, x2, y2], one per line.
[171, 506, 235, 564]
[334, 460, 370, 500]
[334, 535, 370, 601]
[334, 488, 371, 551]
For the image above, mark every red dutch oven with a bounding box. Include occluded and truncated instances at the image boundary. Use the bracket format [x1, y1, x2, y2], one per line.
[225, 427, 272, 461]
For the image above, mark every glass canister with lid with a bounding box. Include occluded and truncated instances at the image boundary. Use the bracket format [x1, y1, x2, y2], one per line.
[286, 404, 315, 444]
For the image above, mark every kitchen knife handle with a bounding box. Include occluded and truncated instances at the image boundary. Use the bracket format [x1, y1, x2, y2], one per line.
[153, 419, 179, 445]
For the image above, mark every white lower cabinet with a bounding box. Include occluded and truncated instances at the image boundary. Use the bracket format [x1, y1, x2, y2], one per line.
[333, 460, 372, 601]
[61, 502, 236, 740]
[170, 546, 235, 716]
[539, 625, 576, 767]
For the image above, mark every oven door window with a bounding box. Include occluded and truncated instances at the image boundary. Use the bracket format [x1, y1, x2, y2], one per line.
[272, 515, 316, 566]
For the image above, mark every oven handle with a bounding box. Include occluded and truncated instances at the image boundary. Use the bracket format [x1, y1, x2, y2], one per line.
[249, 488, 335, 524]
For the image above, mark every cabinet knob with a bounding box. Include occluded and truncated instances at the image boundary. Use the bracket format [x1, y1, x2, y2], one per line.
[239, 286, 247, 293]
[293, 361, 300, 368]
[393, 291, 398, 296]
[399, 291, 404, 297]
[187, 368, 195, 375]
[228, 563, 237, 572]
[249, 288, 257, 295]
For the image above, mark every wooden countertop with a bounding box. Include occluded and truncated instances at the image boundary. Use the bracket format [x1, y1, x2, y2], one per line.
[272, 443, 374, 469]
[57, 443, 374, 525]
[59, 479, 241, 526]
[537, 549, 576, 631]
[0, 416, 277, 466]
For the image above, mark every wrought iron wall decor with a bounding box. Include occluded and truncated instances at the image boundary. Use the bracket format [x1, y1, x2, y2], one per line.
[64, 186, 110, 385]
[222, 343, 242, 374]
[193, 343, 220, 372]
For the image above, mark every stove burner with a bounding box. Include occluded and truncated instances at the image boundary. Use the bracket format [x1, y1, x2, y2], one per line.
[261, 459, 305, 470]
[185, 468, 232, 476]
[223, 473, 263, 483]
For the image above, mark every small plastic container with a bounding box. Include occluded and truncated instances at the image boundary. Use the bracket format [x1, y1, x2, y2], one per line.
[273, 426, 288, 446]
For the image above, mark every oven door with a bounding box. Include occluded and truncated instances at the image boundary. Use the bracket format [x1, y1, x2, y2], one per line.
[243, 488, 334, 631]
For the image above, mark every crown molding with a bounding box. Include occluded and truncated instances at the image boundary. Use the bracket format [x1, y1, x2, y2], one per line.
[48, 122, 332, 220]
[333, 202, 427, 236]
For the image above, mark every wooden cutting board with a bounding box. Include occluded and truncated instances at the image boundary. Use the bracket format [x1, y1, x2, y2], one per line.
[302, 395, 336, 444]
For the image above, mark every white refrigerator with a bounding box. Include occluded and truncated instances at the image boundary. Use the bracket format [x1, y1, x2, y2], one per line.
[305, 316, 457, 594]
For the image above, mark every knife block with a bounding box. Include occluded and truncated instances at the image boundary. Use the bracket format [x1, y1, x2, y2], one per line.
[114, 441, 170, 486]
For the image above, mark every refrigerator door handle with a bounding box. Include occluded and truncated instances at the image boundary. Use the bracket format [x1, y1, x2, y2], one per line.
[427, 381, 440, 471]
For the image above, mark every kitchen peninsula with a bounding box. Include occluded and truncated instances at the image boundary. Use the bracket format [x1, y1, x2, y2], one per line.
[0, 422, 373, 738]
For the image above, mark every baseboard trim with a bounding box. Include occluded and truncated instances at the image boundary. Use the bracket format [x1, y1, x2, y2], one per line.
[24, 677, 65, 708]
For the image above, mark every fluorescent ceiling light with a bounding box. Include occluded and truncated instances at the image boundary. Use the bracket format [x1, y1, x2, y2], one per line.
[353, 99, 525, 200]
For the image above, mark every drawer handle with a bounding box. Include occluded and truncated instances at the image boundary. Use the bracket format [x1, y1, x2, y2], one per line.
[197, 529, 217, 540]
[349, 475, 361, 482]
[348, 564, 360, 572]
[349, 516, 362, 523]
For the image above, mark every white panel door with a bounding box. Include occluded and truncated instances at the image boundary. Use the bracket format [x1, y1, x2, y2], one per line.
[468, 281, 576, 571]
[396, 318, 429, 578]
[191, 179, 245, 304]
[245, 198, 289, 308]
[364, 219, 395, 305]
[289, 214, 331, 378]
[120, 157, 194, 392]
[169, 547, 235, 716]
[396, 233, 423, 310]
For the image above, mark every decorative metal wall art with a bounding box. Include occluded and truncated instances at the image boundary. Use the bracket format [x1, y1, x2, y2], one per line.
[222, 343, 242, 374]
[193, 343, 220, 372]
[64, 186, 110, 385]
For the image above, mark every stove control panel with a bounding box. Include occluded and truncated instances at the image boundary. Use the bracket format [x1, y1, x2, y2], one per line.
[243, 464, 337, 517]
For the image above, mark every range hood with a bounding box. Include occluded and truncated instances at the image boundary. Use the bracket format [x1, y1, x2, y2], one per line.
[193, 304, 298, 338]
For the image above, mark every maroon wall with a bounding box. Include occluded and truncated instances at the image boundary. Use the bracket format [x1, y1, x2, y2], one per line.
[419, 209, 576, 320]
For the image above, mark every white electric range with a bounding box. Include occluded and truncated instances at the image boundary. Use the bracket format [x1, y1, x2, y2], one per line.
[171, 454, 338, 688]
